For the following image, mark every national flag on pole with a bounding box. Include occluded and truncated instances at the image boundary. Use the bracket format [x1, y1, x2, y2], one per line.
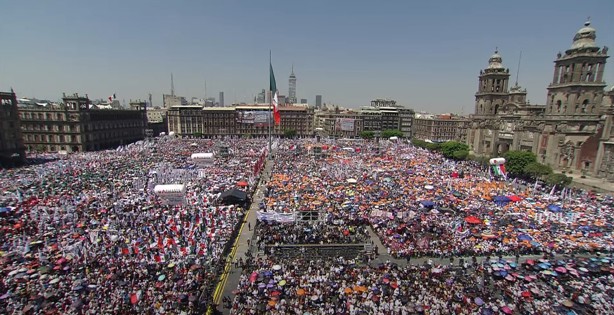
[270, 63, 281, 125]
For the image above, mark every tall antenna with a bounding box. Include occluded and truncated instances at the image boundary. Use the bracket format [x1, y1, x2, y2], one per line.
[515, 51, 522, 86]
[148, 93, 152, 108]
[204, 80, 207, 100]
[171, 73, 175, 96]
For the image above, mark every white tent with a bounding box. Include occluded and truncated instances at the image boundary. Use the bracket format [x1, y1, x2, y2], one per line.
[154, 184, 186, 205]
[191, 153, 214, 165]
[154, 184, 185, 194]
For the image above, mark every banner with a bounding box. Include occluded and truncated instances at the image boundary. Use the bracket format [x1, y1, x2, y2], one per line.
[256, 211, 296, 223]
[335, 118, 355, 131]
[237, 111, 272, 126]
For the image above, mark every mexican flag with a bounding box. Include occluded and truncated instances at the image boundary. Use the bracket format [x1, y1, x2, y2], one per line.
[270, 63, 281, 125]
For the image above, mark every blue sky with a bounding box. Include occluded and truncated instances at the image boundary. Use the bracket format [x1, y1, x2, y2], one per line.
[1, 0, 613, 113]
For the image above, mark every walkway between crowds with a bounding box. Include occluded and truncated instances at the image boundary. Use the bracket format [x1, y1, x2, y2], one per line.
[212, 158, 274, 315]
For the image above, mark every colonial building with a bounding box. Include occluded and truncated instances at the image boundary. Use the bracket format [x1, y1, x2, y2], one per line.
[414, 113, 469, 142]
[467, 21, 614, 180]
[166, 105, 314, 137]
[0, 90, 26, 166]
[18, 93, 146, 153]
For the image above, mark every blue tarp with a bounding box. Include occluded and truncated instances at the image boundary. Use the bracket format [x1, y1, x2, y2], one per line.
[547, 204, 562, 212]
[517, 234, 533, 241]
[420, 200, 435, 207]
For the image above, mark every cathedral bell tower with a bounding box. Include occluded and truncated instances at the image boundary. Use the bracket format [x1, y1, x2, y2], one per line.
[475, 50, 511, 116]
[546, 20, 608, 116]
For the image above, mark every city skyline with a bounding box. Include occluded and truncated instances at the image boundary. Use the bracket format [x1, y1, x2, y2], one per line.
[1, 0, 613, 113]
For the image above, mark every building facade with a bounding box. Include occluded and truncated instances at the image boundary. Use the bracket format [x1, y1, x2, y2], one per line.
[413, 113, 469, 142]
[18, 93, 146, 153]
[467, 21, 614, 180]
[360, 99, 415, 138]
[166, 105, 314, 137]
[315, 95, 322, 109]
[0, 90, 26, 166]
[288, 67, 297, 104]
[313, 110, 364, 138]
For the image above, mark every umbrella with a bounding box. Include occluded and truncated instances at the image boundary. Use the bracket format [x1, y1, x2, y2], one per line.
[474, 297, 484, 305]
[272, 265, 282, 271]
[518, 234, 533, 241]
[562, 300, 574, 308]
[465, 216, 482, 224]
[237, 181, 248, 187]
[278, 280, 286, 286]
[158, 275, 166, 281]
[501, 306, 512, 314]
[555, 267, 567, 273]
[548, 204, 562, 212]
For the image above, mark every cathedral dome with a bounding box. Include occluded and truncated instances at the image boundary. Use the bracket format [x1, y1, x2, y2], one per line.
[487, 50, 504, 69]
[571, 21, 597, 50]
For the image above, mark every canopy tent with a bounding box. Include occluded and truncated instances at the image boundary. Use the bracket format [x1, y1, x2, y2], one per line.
[220, 189, 248, 205]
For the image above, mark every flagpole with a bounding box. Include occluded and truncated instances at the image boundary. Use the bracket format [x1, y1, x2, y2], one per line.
[268, 51, 272, 157]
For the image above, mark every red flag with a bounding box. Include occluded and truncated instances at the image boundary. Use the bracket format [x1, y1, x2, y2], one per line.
[122, 248, 130, 255]
[154, 255, 161, 263]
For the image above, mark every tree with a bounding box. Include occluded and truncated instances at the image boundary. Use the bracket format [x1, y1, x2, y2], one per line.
[503, 150, 537, 177]
[360, 131, 375, 139]
[439, 141, 469, 159]
[523, 162, 553, 179]
[468, 154, 491, 167]
[545, 173, 572, 187]
[381, 129, 404, 139]
[192, 132, 203, 138]
[283, 129, 297, 138]
[452, 149, 469, 160]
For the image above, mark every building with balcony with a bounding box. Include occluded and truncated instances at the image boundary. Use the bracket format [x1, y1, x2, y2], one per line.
[18, 93, 146, 153]
[313, 109, 363, 138]
[166, 104, 314, 138]
[414, 113, 469, 142]
[0, 90, 26, 166]
[360, 99, 415, 138]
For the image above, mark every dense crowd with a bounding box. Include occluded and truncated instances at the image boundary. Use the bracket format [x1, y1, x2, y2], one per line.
[259, 139, 614, 259]
[231, 255, 614, 314]
[0, 137, 267, 314]
[255, 221, 370, 246]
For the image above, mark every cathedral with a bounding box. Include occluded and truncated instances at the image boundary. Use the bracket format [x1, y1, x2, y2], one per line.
[467, 20, 614, 181]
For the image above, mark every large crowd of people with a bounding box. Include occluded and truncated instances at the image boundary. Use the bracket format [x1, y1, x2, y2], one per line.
[231, 255, 614, 314]
[260, 139, 614, 258]
[2, 136, 613, 314]
[0, 137, 267, 314]
[234, 138, 614, 314]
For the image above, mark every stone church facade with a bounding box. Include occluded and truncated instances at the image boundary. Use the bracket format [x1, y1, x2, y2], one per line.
[467, 21, 614, 181]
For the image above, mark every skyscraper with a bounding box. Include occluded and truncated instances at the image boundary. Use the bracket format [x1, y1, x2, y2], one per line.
[219, 91, 224, 107]
[256, 89, 266, 103]
[315, 95, 322, 108]
[288, 65, 297, 104]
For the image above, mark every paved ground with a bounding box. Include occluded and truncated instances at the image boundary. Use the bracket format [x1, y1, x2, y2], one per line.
[561, 171, 614, 195]
[207, 154, 610, 314]
[213, 158, 273, 314]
